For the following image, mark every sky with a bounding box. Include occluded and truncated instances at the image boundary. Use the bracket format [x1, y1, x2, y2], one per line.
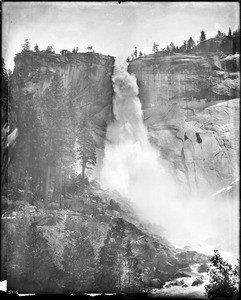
[2, 1, 240, 70]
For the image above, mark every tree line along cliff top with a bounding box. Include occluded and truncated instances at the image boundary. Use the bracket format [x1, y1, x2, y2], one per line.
[14, 48, 115, 69]
[127, 29, 240, 63]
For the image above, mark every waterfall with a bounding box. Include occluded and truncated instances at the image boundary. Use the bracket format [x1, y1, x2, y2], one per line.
[100, 68, 185, 239]
[100, 67, 239, 254]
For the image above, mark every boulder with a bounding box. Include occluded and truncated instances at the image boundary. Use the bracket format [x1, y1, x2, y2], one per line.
[164, 261, 177, 273]
[176, 280, 182, 286]
[150, 278, 163, 288]
[174, 271, 192, 278]
[192, 278, 204, 286]
[165, 279, 184, 287]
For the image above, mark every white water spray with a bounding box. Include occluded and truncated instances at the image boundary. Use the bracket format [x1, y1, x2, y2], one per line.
[100, 68, 239, 255]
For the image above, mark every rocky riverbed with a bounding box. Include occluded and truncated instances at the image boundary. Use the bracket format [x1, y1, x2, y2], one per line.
[149, 263, 210, 298]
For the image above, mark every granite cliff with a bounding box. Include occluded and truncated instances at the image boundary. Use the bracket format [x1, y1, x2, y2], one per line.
[12, 50, 115, 147]
[128, 53, 239, 193]
[9, 47, 240, 204]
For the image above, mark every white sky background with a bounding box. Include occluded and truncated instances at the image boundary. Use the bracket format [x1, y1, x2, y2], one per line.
[2, 1, 240, 70]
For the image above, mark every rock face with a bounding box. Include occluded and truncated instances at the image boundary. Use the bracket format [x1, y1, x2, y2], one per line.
[128, 53, 239, 109]
[13, 50, 115, 147]
[128, 53, 240, 193]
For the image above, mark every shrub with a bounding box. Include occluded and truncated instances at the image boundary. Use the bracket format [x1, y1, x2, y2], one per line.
[204, 250, 239, 298]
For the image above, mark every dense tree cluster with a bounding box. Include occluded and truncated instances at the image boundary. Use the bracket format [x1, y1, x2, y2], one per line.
[6, 70, 77, 208]
[95, 219, 143, 292]
[23, 40, 79, 55]
[1, 59, 10, 128]
[77, 112, 97, 180]
[1, 60, 17, 189]
[5, 214, 144, 293]
[3, 45, 98, 209]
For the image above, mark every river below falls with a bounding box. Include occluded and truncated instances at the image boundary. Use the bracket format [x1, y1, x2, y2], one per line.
[149, 244, 239, 298]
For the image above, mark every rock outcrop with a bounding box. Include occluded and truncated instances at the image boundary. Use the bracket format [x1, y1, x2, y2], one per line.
[128, 53, 240, 193]
[128, 53, 239, 109]
[2, 183, 178, 293]
[13, 50, 115, 147]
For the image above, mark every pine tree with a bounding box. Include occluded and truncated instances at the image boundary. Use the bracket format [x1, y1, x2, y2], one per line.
[205, 250, 239, 298]
[187, 37, 195, 51]
[122, 240, 143, 292]
[60, 49, 69, 56]
[37, 72, 75, 207]
[95, 219, 126, 292]
[8, 56, 76, 206]
[7, 216, 61, 293]
[34, 44, 40, 52]
[77, 112, 96, 180]
[169, 42, 175, 53]
[200, 30, 206, 42]
[9, 84, 42, 201]
[95, 234, 118, 291]
[1, 59, 9, 128]
[152, 42, 159, 53]
[45, 46, 55, 53]
[228, 27, 232, 37]
[67, 82, 79, 127]
[216, 30, 222, 38]
[22, 39, 30, 51]
[139, 51, 143, 57]
[126, 56, 130, 63]
[63, 224, 95, 292]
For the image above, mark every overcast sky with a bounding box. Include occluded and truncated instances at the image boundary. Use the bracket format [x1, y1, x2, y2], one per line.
[2, 1, 240, 70]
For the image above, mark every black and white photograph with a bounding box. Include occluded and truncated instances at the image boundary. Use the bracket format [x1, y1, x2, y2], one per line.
[1, 1, 240, 298]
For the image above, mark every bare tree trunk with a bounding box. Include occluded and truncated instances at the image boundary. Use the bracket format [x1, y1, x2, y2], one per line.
[52, 168, 58, 202]
[44, 139, 52, 208]
[30, 131, 35, 193]
[38, 172, 42, 198]
[82, 160, 85, 180]
[59, 166, 62, 209]
[44, 166, 51, 208]
[24, 170, 29, 202]
[62, 171, 66, 198]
